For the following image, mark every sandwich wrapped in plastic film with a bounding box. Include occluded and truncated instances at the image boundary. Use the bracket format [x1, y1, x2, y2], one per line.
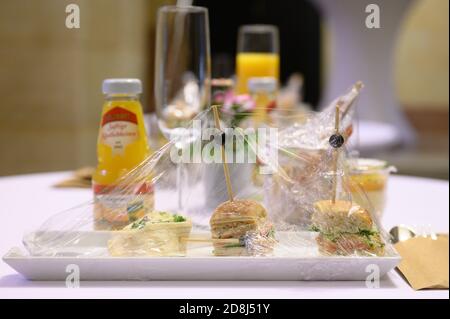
[23, 82, 393, 259]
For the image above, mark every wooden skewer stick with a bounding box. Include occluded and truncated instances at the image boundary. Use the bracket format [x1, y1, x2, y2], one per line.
[340, 81, 364, 121]
[332, 102, 342, 204]
[181, 236, 240, 244]
[212, 105, 234, 202]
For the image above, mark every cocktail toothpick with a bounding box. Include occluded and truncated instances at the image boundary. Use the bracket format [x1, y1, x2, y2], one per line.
[329, 100, 345, 204]
[212, 105, 234, 202]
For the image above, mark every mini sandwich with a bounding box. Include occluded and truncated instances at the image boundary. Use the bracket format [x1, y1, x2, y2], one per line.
[108, 211, 192, 257]
[210, 199, 274, 256]
[311, 200, 385, 256]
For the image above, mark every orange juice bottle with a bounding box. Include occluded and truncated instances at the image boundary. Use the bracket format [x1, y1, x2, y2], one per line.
[93, 79, 154, 230]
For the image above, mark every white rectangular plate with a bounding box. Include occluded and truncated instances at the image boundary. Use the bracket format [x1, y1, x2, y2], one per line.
[3, 231, 401, 281]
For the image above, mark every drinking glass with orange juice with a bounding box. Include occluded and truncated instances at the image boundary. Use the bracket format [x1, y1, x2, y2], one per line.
[236, 25, 280, 95]
[93, 79, 154, 230]
[348, 158, 396, 219]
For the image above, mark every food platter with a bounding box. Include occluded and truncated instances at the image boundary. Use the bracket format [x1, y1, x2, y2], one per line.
[3, 85, 403, 282]
[3, 231, 400, 281]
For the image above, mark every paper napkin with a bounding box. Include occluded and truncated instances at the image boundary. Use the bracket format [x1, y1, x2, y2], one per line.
[394, 234, 449, 290]
[53, 166, 94, 188]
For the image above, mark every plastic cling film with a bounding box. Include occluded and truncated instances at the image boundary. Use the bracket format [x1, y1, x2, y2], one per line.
[23, 82, 393, 260]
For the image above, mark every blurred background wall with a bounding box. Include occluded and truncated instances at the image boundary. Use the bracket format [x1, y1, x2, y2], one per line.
[0, 0, 448, 178]
[388, 0, 448, 178]
[0, 0, 151, 175]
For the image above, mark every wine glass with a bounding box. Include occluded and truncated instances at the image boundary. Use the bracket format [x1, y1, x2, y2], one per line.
[236, 24, 280, 94]
[154, 5, 211, 211]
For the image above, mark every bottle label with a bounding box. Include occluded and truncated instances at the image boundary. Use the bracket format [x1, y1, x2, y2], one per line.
[93, 182, 154, 228]
[101, 107, 139, 155]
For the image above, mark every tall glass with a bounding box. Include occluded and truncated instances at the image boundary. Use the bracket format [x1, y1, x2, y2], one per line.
[236, 25, 280, 94]
[154, 5, 211, 211]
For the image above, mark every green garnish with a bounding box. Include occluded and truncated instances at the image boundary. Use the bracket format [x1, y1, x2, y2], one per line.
[358, 229, 376, 237]
[316, 228, 382, 246]
[129, 212, 187, 230]
[173, 214, 186, 222]
[267, 226, 276, 238]
[130, 216, 148, 230]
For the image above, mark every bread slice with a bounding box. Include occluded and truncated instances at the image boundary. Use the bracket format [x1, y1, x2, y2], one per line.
[211, 238, 248, 256]
[108, 211, 192, 257]
[108, 228, 182, 257]
[312, 200, 373, 234]
[210, 200, 267, 225]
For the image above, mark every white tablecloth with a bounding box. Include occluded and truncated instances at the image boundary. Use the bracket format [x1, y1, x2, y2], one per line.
[0, 172, 448, 299]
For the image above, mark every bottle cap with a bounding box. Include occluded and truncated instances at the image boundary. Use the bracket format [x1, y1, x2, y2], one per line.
[102, 78, 142, 95]
[248, 77, 277, 93]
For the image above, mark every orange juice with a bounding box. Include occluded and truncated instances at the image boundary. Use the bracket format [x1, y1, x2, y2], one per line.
[93, 79, 154, 230]
[236, 53, 279, 94]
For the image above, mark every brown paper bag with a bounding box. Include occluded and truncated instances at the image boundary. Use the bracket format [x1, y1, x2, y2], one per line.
[394, 235, 449, 290]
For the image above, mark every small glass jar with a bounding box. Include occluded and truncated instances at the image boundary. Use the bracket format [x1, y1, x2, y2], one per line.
[348, 158, 396, 219]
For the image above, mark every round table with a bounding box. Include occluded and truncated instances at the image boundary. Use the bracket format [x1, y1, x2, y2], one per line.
[0, 172, 448, 298]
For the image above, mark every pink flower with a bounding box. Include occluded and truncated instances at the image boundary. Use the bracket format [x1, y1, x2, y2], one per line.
[236, 94, 255, 111]
[223, 93, 255, 111]
[220, 92, 255, 127]
[223, 91, 235, 105]
[212, 91, 226, 104]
